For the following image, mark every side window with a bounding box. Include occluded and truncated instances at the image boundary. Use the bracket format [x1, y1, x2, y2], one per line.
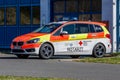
[89, 24, 95, 33]
[62, 24, 75, 34]
[94, 25, 103, 32]
[53, 29, 61, 36]
[76, 24, 89, 33]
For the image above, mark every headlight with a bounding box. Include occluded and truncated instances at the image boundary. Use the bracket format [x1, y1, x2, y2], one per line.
[27, 38, 40, 44]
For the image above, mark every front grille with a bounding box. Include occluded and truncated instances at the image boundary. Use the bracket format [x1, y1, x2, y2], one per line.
[12, 49, 25, 53]
[13, 41, 24, 46]
[18, 42, 24, 46]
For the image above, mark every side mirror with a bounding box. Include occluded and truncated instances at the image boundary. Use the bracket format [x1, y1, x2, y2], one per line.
[60, 31, 68, 35]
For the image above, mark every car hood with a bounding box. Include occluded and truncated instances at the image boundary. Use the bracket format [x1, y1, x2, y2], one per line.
[13, 33, 47, 42]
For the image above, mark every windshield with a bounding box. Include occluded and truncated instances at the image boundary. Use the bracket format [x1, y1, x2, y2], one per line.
[33, 24, 62, 33]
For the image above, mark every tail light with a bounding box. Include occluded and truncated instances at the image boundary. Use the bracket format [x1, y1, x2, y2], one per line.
[105, 34, 111, 43]
[105, 34, 110, 39]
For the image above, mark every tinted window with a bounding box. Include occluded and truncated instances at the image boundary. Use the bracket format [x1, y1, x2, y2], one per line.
[53, 29, 61, 36]
[62, 24, 75, 34]
[76, 24, 89, 33]
[89, 24, 95, 33]
[33, 24, 62, 33]
[94, 25, 103, 32]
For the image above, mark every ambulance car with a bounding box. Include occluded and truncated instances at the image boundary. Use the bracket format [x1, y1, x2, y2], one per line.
[11, 21, 111, 59]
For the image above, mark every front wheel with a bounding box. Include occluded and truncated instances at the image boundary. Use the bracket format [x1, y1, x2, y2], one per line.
[39, 43, 54, 59]
[93, 43, 106, 58]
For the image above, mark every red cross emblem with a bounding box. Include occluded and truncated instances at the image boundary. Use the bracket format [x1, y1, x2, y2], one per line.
[79, 41, 83, 46]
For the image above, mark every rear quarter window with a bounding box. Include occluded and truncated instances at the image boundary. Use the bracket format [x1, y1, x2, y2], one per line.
[94, 25, 103, 32]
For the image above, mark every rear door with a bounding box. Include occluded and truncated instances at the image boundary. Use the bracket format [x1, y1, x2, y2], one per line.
[68, 23, 93, 55]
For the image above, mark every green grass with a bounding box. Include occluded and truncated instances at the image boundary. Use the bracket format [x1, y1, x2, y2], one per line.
[75, 53, 120, 64]
[0, 76, 71, 80]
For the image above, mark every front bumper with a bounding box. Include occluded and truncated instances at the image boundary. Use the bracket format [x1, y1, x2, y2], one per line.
[11, 47, 40, 55]
[11, 42, 41, 55]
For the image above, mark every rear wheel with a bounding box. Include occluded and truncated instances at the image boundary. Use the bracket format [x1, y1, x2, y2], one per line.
[39, 43, 54, 59]
[70, 55, 80, 58]
[93, 43, 106, 58]
[16, 54, 29, 59]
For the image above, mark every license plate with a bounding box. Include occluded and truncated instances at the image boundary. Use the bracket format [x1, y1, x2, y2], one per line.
[14, 46, 21, 49]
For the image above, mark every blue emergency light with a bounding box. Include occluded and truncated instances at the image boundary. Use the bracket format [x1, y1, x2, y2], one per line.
[59, 17, 78, 21]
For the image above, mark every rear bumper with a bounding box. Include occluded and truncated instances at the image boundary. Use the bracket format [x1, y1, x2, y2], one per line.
[106, 43, 112, 54]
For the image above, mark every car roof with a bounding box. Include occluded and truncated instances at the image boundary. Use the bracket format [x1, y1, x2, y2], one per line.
[49, 21, 68, 24]
[50, 21, 106, 26]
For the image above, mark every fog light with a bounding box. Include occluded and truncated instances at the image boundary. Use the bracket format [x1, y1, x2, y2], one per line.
[26, 48, 35, 52]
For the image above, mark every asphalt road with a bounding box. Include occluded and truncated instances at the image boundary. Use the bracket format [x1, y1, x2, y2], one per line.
[0, 54, 120, 80]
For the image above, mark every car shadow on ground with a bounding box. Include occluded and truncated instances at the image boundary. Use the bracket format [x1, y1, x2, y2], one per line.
[0, 48, 92, 60]
[0, 53, 90, 60]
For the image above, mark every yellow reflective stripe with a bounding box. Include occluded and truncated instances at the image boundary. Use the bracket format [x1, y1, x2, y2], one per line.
[32, 34, 51, 42]
[69, 34, 88, 40]
[101, 26, 109, 37]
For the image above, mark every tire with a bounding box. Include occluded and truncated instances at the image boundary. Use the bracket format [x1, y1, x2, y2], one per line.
[93, 43, 106, 58]
[70, 55, 80, 58]
[39, 43, 54, 59]
[16, 54, 29, 59]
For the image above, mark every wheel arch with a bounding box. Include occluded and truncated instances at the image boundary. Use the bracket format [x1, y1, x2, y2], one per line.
[92, 42, 106, 54]
[40, 41, 55, 55]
